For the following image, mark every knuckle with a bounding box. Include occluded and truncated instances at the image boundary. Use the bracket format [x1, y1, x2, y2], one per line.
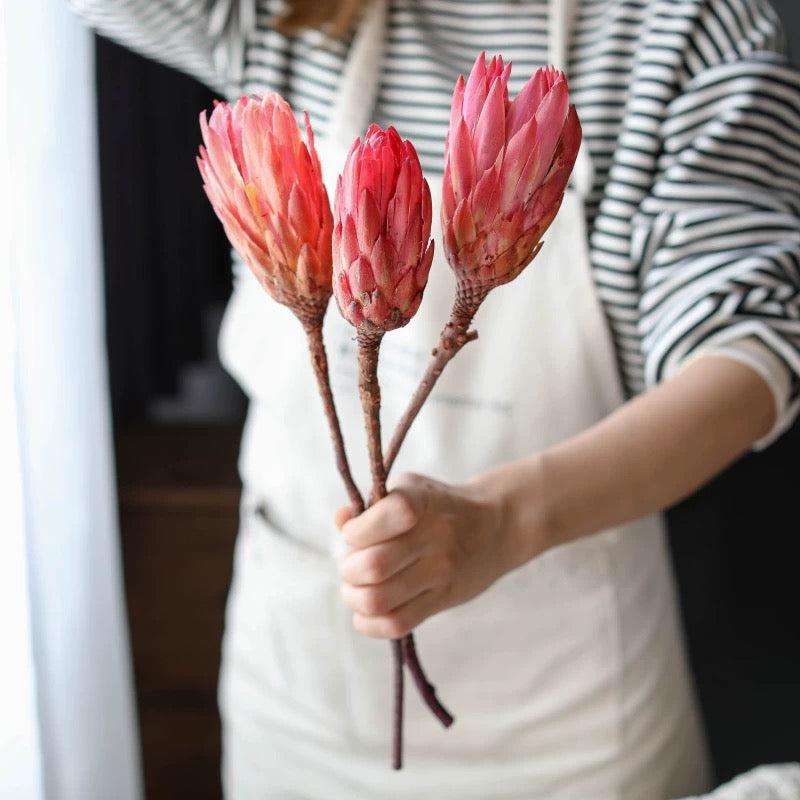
[352, 613, 375, 638]
[336, 556, 352, 581]
[363, 549, 388, 583]
[340, 517, 363, 547]
[390, 491, 418, 531]
[385, 612, 411, 639]
[393, 470, 420, 488]
[362, 587, 386, 616]
[434, 544, 458, 580]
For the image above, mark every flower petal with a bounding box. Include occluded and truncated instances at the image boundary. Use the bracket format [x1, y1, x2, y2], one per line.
[448, 75, 466, 142]
[462, 52, 489, 130]
[530, 77, 570, 185]
[452, 198, 477, 249]
[473, 75, 507, 174]
[450, 117, 477, 205]
[348, 254, 376, 298]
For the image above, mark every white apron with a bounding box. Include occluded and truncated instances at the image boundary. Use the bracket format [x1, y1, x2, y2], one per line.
[217, 1, 712, 797]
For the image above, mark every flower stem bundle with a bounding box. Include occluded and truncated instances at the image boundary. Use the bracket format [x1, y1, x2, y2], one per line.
[333, 125, 451, 768]
[197, 52, 580, 772]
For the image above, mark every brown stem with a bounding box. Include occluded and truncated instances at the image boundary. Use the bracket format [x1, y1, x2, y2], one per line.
[392, 639, 404, 770]
[383, 287, 487, 474]
[304, 321, 365, 516]
[356, 325, 406, 769]
[380, 286, 491, 731]
[356, 326, 387, 504]
[402, 635, 454, 727]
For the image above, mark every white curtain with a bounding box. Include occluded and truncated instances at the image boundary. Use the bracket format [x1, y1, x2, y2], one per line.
[0, 1, 143, 798]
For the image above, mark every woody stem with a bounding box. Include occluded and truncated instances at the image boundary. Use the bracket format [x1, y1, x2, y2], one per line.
[383, 291, 486, 475]
[357, 327, 387, 505]
[356, 326, 404, 770]
[401, 635, 455, 728]
[377, 293, 492, 736]
[304, 321, 365, 516]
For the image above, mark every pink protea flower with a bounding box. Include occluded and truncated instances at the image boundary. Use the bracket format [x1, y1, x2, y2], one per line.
[197, 93, 333, 324]
[333, 125, 434, 333]
[442, 54, 582, 308]
[198, 93, 366, 517]
[333, 127, 447, 767]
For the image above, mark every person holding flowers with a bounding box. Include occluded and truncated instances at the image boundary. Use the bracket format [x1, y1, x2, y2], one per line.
[71, 0, 800, 797]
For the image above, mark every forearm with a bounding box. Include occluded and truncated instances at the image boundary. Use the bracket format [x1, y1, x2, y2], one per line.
[474, 355, 776, 570]
[338, 356, 776, 637]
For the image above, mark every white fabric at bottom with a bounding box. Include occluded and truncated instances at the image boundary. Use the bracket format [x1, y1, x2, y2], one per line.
[680, 764, 800, 800]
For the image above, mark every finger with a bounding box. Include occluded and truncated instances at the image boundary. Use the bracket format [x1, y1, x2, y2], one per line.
[341, 483, 425, 548]
[338, 535, 420, 586]
[351, 588, 442, 640]
[340, 558, 434, 618]
[333, 506, 353, 531]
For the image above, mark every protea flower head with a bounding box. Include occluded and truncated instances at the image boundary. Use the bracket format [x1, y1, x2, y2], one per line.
[197, 93, 333, 325]
[333, 124, 434, 334]
[442, 54, 582, 308]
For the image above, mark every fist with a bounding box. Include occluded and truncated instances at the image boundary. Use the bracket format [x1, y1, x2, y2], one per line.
[336, 472, 508, 639]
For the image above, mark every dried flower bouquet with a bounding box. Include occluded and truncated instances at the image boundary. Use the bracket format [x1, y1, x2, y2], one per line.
[197, 53, 581, 770]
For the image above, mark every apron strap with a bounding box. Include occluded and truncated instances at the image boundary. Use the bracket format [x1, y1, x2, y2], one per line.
[549, 0, 594, 198]
[326, 0, 388, 152]
[548, 0, 576, 73]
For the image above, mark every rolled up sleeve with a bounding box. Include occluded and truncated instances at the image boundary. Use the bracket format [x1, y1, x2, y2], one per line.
[68, 0, 256, 95]
[632, 54, 800, 446]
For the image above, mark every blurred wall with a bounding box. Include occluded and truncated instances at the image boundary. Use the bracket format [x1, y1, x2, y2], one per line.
[773, 0, 799, 59]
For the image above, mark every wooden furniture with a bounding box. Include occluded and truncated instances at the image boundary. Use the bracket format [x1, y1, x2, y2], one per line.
[116, 424, 242, 800]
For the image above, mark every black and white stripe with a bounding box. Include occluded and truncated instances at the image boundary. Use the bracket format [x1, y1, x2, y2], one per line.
[70, 0, 800, 432]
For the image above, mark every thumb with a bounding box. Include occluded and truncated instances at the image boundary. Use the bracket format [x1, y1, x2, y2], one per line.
[333, 505, 354, 531]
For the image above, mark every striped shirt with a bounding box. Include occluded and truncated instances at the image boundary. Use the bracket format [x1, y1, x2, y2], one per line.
[71, 0, 800, 441]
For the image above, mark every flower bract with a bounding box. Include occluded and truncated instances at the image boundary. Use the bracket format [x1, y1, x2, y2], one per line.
[197, 93, 333, 324]
[333, 125, 434, 333]
[442, 54, 582, 303]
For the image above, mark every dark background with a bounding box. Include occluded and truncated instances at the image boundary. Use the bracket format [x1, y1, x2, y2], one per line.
[774, 0, 799, 52]
[95, 2, 799, 794]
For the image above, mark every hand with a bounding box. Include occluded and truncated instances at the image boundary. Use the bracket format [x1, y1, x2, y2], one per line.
[335, 471, 511, 639]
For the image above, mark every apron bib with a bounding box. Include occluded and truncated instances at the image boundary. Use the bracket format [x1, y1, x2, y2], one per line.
[217, 2, 711, 797]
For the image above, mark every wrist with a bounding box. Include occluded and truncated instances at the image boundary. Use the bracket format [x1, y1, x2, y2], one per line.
[464, 453, 558, 574]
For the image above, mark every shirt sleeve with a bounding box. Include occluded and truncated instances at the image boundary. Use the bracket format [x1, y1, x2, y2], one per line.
[676, 335, 793, 449]
[630, 5, 800, 447]
[68, 0, 256, 95]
